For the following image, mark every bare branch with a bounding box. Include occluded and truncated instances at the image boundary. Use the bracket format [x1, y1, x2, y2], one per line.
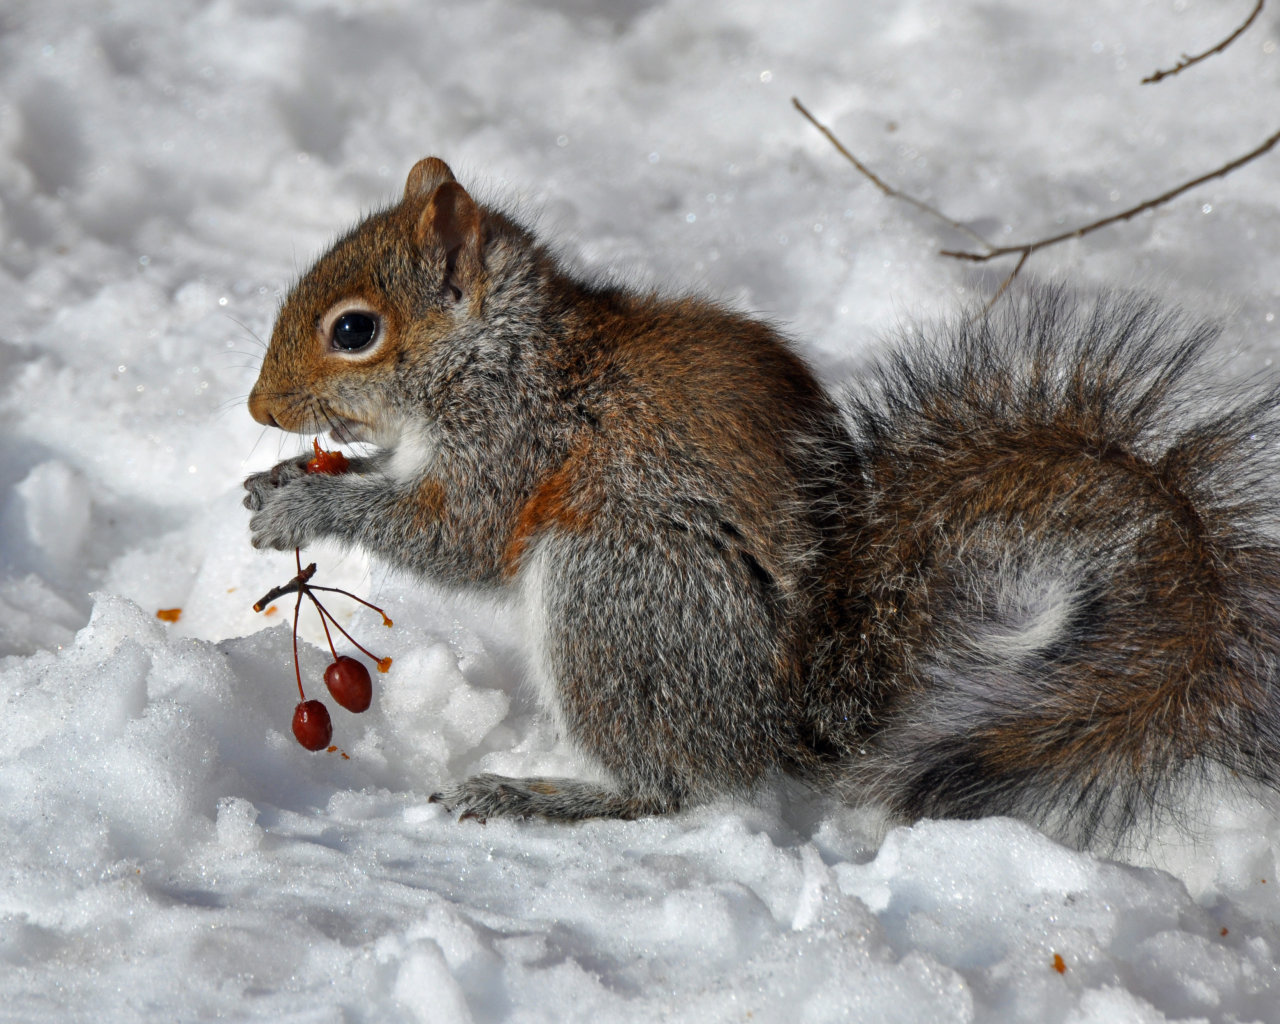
[795, 94, 1280, 306]
[1143, 0, 1264, 84]
[791, 98, 993, 250]
[940, 125, 1280, 263]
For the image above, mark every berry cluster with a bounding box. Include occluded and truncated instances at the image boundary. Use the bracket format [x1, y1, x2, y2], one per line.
[251, 442, 392, 751]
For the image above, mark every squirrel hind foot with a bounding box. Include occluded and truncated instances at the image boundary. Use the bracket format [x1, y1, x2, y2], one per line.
[430, 774, 679, 822]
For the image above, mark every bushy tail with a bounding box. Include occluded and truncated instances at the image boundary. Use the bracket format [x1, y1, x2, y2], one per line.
[836, 285, 1280, 846]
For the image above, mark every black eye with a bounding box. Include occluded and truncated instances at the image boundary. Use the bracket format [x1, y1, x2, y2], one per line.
[332, 312, 379, 351]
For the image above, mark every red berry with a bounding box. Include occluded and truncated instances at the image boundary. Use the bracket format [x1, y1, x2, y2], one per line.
[292, 700, 333, 750]
[325, 656, 373, 713]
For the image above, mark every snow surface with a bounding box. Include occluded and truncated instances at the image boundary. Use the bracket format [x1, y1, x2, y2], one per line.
[2, 0, 1280, 1020]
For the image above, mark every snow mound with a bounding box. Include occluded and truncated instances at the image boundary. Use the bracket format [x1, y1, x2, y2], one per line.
[4, 594, 1280, 1020]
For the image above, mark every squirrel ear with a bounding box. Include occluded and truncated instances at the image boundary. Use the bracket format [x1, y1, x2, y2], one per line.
[417, 181, 484, 301]
[403, 157, 456, 201]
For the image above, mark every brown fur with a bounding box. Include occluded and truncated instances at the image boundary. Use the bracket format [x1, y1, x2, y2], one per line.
[244, 159, 1280, 845]
[502, 447, 596, 576]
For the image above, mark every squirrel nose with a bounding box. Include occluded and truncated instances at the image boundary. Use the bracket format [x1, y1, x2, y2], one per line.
[247, 389, 281, 428]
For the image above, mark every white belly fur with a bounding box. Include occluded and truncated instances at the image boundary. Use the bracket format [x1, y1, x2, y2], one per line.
[519, 537, 568, 738]
[516, 536, 610, 780]
[386, 420, 440, 482]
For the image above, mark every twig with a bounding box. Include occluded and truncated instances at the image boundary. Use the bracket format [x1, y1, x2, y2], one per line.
[939, 126, 1280, 264]
[253, 561, 317, 612]
[792, 98, 990, 249]
[794, 95, 1280, 304]
[252, 549, 394, 671]
[1143, 0, 1264, 84]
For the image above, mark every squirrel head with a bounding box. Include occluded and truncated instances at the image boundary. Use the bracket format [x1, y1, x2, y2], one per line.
[248, 157, 489, 444]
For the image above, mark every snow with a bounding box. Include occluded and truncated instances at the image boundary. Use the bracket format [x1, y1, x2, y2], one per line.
[2, 0, 1280, 1020]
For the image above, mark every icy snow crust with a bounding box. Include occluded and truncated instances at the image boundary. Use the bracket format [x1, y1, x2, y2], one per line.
[2, 0, 1280, 1020]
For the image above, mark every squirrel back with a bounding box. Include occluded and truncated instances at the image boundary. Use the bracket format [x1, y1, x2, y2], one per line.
[245, 158, 1280, 846]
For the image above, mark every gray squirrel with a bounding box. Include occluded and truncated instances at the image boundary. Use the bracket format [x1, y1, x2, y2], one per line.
[244, 157, 1280, 845]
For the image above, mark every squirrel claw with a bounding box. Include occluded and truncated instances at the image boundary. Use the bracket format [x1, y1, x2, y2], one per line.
[429, 789, 487, 823]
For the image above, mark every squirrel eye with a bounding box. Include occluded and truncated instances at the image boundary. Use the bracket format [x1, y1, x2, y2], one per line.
[331, 312, 379, 351]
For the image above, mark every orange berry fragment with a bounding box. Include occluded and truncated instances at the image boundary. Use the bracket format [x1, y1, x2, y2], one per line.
[1051, 953, 1066, 974]
[156, 608, 182, 623]
[377, 656, 393, 673]
[306, 437, 350, 475]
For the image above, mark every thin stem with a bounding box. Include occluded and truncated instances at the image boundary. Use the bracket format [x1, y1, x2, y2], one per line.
[312, 592, 339, 660]
[1143, 0, 1264, 84]
[307, 585, 394, 625]
[292, 585, 305, 702]
[309, 593, 385, 664]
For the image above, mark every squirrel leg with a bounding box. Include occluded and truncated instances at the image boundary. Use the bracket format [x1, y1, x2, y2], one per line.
[428, 774, 677, 822]
[429, 523, 796, 824]
[526, 528, 796, 809]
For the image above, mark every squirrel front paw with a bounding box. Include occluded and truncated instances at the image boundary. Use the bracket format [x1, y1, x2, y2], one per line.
[242, 455, 311, 512]
[248, 490, 318, 550]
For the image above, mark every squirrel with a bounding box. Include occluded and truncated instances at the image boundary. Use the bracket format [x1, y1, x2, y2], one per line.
[244, 157, 1280, 846]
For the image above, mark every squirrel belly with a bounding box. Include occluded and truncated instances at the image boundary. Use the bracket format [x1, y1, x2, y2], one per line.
[244, 158, 1280, 845]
